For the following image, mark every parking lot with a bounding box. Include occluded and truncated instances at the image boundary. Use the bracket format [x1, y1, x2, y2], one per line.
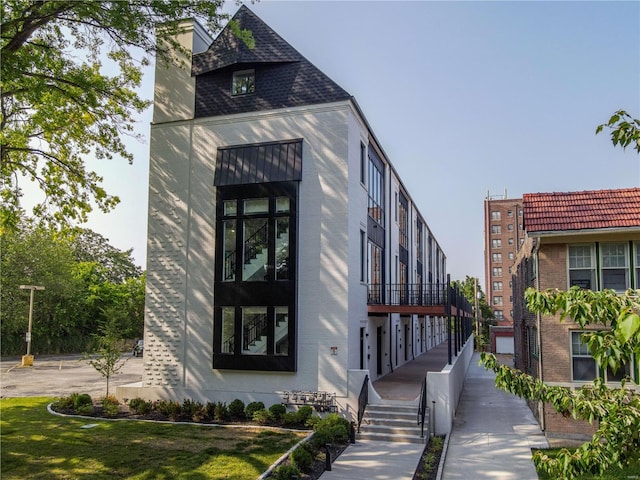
[0, 354, 143, 399]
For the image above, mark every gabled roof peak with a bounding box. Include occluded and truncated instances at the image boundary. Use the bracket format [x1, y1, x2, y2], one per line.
[193, 5, 302, 75]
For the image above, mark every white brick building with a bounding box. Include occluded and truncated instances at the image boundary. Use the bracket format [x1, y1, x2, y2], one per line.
[121, 6, 463, 418]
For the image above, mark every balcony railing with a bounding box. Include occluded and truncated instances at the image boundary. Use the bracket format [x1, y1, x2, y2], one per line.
[367, 283, 448, 306]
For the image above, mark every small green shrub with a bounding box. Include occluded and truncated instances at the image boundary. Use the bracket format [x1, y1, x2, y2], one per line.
[291, 444, 314, 472]
[296, 405, 314, 424]
[156, 400, 182, 421]
[73, 393, 93, 410]
[228, 399, 245, 420]
[252, 408, 274, 425]
[272, 463, 300, 480]
[269, 403, 287, 421]
[282, 411, 299, 427]
[54, 393, 78, 410]
[182, 398, 204, 421]
[129, 397, 153, 415]
[245, 401, 265, 419]
[101, 395, 120, 417]
[213, 401, 229, 422]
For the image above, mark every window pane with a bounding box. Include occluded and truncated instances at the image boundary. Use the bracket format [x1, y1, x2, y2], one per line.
[573, 357, 597, 381]
[275, 197, 290, 213]
[569, 245, 592, 269]
[275, 307, 289, 355]
[275, 218, 289, 280]
[242, 307, 267, 355]
[569, 269, 594, 289]
[571, 332, 589, 355]
[243, 218, 268, 281]
[601, 244, 627, 268]
[244, 198, 269, 214]
[223, 220, 236, 281]
[224, 200, 237, 216]
[232, 70, 255, 95]
[602, 269, 627, 291]
[221, 307, 235, 354]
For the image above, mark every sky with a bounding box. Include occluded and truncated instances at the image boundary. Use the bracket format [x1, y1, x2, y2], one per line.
[66, 0, 639, 291]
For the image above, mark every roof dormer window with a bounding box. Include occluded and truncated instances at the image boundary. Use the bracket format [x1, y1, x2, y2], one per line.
[232, 69, 255, 96]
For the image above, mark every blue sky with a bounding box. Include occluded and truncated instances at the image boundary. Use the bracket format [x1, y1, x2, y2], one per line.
[78, 0, 639, 291]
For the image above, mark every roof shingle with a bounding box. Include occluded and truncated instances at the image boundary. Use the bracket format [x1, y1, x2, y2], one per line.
[523, 188, 640, 233]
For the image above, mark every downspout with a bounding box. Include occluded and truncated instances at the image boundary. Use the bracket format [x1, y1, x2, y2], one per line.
[387, 163, 394, 373]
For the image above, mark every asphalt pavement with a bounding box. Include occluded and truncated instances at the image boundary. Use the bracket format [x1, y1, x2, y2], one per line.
[0, 354, 143, 399]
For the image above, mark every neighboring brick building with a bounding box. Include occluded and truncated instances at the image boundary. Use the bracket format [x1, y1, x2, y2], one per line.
[117, 6, 471, 417]
[484, 191, 524, 352]
[512, 188, 640, 439]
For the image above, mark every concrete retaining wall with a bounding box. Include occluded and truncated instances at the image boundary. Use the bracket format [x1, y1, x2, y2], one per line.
[426, 336, 474, 435]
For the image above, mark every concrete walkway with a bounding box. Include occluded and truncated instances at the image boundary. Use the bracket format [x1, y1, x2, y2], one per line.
[442, 353, 548, 480]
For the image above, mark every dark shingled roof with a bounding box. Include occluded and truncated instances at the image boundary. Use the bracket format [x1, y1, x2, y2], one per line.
[192, 5, 351, 118]
[523, 188, 640, 233]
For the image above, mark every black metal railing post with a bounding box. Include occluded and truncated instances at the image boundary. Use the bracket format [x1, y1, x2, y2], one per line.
[417, 377, 427, 438]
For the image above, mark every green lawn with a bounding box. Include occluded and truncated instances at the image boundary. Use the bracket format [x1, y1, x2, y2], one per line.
[1, 397, 307, 479]
[535, 448, 640, 480]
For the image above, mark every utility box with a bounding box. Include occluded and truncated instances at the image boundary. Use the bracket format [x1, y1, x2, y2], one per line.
[21, 355, 34, 367]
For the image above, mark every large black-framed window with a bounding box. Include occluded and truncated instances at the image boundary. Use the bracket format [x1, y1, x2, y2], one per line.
[213, 181, 297, 371]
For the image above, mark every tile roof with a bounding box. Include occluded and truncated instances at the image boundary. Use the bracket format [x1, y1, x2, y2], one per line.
[523, 188, 640, 233]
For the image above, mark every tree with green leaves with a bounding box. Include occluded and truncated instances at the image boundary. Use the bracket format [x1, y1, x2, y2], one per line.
[596, 110, 640, 154]
[481, 287, 640, 479]
[86, 310, 129, 397]
[1, 1, 252, 231]
[452, 276, 494, 348]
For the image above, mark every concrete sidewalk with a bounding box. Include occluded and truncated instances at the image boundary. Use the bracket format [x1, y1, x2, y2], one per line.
[441, 353, 548, 480]
[319, 439, 425, 480]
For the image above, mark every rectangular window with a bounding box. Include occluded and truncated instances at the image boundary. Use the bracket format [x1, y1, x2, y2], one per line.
[571, 331, 597, 381]
[491, 211, 501, 220]
[367, 155, 384, 225]
[360, 230, 366, 282]
[508, 238, 514, 246]
[222, 220, 236, 282]
[360, 142, 366, 184]
[494, 310, 504, 320]
[275, 218, 289, 280]
[600, 243, 629, 291]
[507, 210, 513, 217]
[492, 239, 502, 249]
[242, 307, 268, 355]
[243, 218, 268, 281]
[368, 242, 383, 303]
[221, 307, 235, 354]
[399, 200, 408, 249]
[508, 224, 514, 231]
[493, 296, 503, 306]
[492, 253, 502, 262]
[492, 267, 502, 277]
[491, 225, 501, 234]
[232, 69, 255, 95]
[568, 245, 595, 289]
[493, 281, 502, 291]
[274, 307, 289, 356]
[416, 222, 423, 260]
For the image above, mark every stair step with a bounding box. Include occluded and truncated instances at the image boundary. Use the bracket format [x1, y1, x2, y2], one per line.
[358, 403, 429, 444]
[357, 431, 426, 444]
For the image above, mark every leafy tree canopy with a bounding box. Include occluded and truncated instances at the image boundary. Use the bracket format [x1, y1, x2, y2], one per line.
[1, 0, 251, 232]
[596, 110, 640, 154]
[451, 275, 494, 320]
[482, 287, 640, 479]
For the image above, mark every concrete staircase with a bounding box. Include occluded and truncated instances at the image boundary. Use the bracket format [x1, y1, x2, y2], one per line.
[358, 403, 428, 444]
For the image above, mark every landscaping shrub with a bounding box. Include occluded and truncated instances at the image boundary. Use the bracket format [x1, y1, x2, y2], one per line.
[245, 401, 265, 419]
[296, 405, 314, 425]
[156, 399, 182, 421]
[213, 401, 229, 422]
[228, 399, 245, 420]
[269, 403, 287, 421]
[252, 408, 274, 425]
[73, 393, 93, 410]
[54, 393, 78, 410]
[272, 463, 301, 480]
[128, 397, 153, 415]
[181, 398, 204, 421]
[291, 444, 314, 472]
[101, 395, 120, 417]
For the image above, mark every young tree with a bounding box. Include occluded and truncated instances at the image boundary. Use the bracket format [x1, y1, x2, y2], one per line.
[481, 287, 640, 479]
[86, 309, 129, 397]
[1, 1, 252, 231]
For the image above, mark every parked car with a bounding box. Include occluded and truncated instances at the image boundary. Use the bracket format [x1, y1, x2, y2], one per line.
[133, 339, 144, 357]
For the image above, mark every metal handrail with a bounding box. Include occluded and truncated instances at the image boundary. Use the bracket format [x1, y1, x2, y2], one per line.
[356, 375, 369, 433]
[417, 377, 427, 438]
